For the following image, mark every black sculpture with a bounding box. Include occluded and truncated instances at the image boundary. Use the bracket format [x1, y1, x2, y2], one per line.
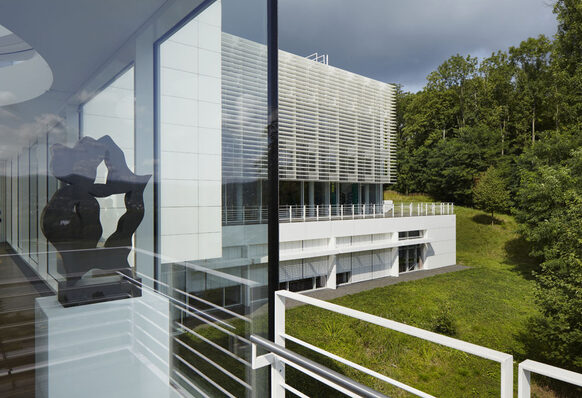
[41, 135, 151, 306]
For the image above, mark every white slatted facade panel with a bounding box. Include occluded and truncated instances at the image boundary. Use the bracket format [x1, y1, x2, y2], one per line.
[280, 260, 303, 282]
[278, 52, 396, 183]
[222, 33, 396, 184]
[222, 34, 268, 180]
[372, 249, 391, 278]
[337, 253, 352, 273]
[303, 256, 328, 278]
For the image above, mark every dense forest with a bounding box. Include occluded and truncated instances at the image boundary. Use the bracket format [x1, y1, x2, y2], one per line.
[394, 0, 582, 372]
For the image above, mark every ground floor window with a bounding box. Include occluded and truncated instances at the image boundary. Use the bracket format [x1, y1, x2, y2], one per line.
[287, 278, 311, 292]
[336, 271, 351, 285]
[399, 245, 423, 273]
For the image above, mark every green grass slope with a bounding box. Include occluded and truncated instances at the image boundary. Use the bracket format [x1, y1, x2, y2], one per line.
[285, 205, 539, 397]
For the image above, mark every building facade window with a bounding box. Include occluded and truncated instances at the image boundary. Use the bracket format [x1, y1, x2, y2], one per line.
[399, 244, 424, 273]
[399, 230, 423, 240]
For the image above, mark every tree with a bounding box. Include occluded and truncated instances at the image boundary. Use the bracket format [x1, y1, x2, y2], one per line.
[426, 54, 479, 129]
[509, 36, 553, 146]
[552, 0, 582, 128]
[472, 166, 510, 223]
[480, 51, 516, 155]
[514, 130, 582, 371]
[424, 126, 498, 204]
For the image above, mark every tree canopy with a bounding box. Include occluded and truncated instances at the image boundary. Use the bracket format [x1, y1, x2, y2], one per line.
[395, 0, 582, 372]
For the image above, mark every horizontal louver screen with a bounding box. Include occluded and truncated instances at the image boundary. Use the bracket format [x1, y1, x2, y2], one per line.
[222, 33, 396, 184]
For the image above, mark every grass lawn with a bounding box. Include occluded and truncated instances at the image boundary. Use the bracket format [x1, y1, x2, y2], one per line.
[284, 204, 541, 397]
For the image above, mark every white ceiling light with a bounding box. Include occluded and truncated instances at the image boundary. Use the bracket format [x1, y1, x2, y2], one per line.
[0, 23, 52, 106]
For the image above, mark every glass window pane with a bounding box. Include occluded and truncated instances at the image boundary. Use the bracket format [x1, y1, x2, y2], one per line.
[0, 1, 269, 397]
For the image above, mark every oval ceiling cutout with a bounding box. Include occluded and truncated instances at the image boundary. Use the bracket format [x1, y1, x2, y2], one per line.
[0, 24, 53, 106]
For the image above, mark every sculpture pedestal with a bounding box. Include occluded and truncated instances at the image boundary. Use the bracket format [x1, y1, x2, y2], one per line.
[35, 289, 179, 398]
[57, 275, 142, 307]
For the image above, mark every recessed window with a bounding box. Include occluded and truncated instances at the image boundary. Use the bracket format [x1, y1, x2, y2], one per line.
[399, 230, 423, 240]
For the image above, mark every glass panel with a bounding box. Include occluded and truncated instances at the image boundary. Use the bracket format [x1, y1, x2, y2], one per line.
[0, 1, 269, 397]
[80, 66, 136, 269]
[157, 1, 269, 395]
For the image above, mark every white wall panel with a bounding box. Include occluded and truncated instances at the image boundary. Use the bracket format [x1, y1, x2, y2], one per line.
[159, 2, 222, 262]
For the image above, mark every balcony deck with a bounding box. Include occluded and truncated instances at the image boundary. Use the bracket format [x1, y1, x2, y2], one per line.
[0, 244, 52, 398]
[223, 202, 455, 225]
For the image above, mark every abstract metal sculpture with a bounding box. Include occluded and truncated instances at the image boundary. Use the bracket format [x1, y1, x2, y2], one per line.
[42, 135, 151, 306]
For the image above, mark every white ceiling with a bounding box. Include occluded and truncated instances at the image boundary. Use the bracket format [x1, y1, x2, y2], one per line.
[0, 0, 168, 157]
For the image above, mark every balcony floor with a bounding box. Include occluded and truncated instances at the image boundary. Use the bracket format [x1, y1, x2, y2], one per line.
[0, 243, 53, 398]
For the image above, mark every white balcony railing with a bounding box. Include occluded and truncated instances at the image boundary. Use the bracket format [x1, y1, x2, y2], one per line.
[251, 290, 582, 398]
[518, 360, 582, 398]
[223, 202, 454, 225]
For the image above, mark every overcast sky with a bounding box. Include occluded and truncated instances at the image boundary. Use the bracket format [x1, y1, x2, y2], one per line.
[277, 0, 558, 92]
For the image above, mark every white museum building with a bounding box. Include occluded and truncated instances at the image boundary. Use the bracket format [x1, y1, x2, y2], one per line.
[0, 20, 456, 312]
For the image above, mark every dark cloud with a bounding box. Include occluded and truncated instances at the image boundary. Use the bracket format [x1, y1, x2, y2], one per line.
[277, 0, 558, 92]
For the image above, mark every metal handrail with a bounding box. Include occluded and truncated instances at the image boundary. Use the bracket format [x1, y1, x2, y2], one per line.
[250, 334, 389, 398]
[222, 202, 455, 225]
[518, 360, 582, 398]
[275, 290, 513, 398]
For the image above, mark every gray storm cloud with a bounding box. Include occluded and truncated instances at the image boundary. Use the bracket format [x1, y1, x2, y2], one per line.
[278, 0, 557, 92]
[224, 0, 558, 93]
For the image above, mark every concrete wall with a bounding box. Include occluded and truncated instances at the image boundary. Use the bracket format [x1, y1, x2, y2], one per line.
[190, 215, 456, 293]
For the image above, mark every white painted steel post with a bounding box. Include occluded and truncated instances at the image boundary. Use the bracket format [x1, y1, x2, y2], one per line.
[259, 205, 262, 223]
[363, 204, 366, 217]
[352, 204, 354, 219]
[272, 292, 286, 397]
[341, 205, 343, 220]
[518, 363, 531, 398]
[316, 205, 319, 221]
[242, 206, 245, 224]
[500, 356, 513, 398]
[329, 204, 331, 220]
[373, 204, 376, 218]
[289, 206, 292, 223]
[303, 205, 306, 221]
[432, 203, 435, 215]
[409, 202, 412, 216]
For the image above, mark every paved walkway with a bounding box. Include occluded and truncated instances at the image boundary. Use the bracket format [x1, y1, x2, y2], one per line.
[288, 264, 469, 307]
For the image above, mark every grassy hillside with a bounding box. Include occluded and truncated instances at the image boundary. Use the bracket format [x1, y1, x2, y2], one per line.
[285, 204, 540, 397]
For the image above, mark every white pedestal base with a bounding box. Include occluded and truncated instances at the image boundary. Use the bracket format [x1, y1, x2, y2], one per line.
[35, 289, 180, 398]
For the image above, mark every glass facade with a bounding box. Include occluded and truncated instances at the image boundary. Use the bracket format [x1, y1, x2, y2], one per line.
[0, 1, 270, 397]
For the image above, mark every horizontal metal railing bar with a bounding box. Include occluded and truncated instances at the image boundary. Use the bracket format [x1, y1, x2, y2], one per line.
[222, 202, 454, 225]
[134, 271, 252, 323]
[282, 382, 310, 398]
[172, 370, 212, 398]
[133, 336, 170, 371]
[173, 355, 236, 398]
[175, 322, 251, 367]
[282, 333, 434, 398]
[250, 334, 389, 398]
[520, 360, 582, 388]
[277, 290, 511, 363]
[176, 306, 251, 346]
[119, 273, 235, 330]
[174, 338, 252, 390]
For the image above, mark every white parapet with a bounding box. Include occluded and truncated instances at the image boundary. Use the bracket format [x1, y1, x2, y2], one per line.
[35, 289, 178, 398]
